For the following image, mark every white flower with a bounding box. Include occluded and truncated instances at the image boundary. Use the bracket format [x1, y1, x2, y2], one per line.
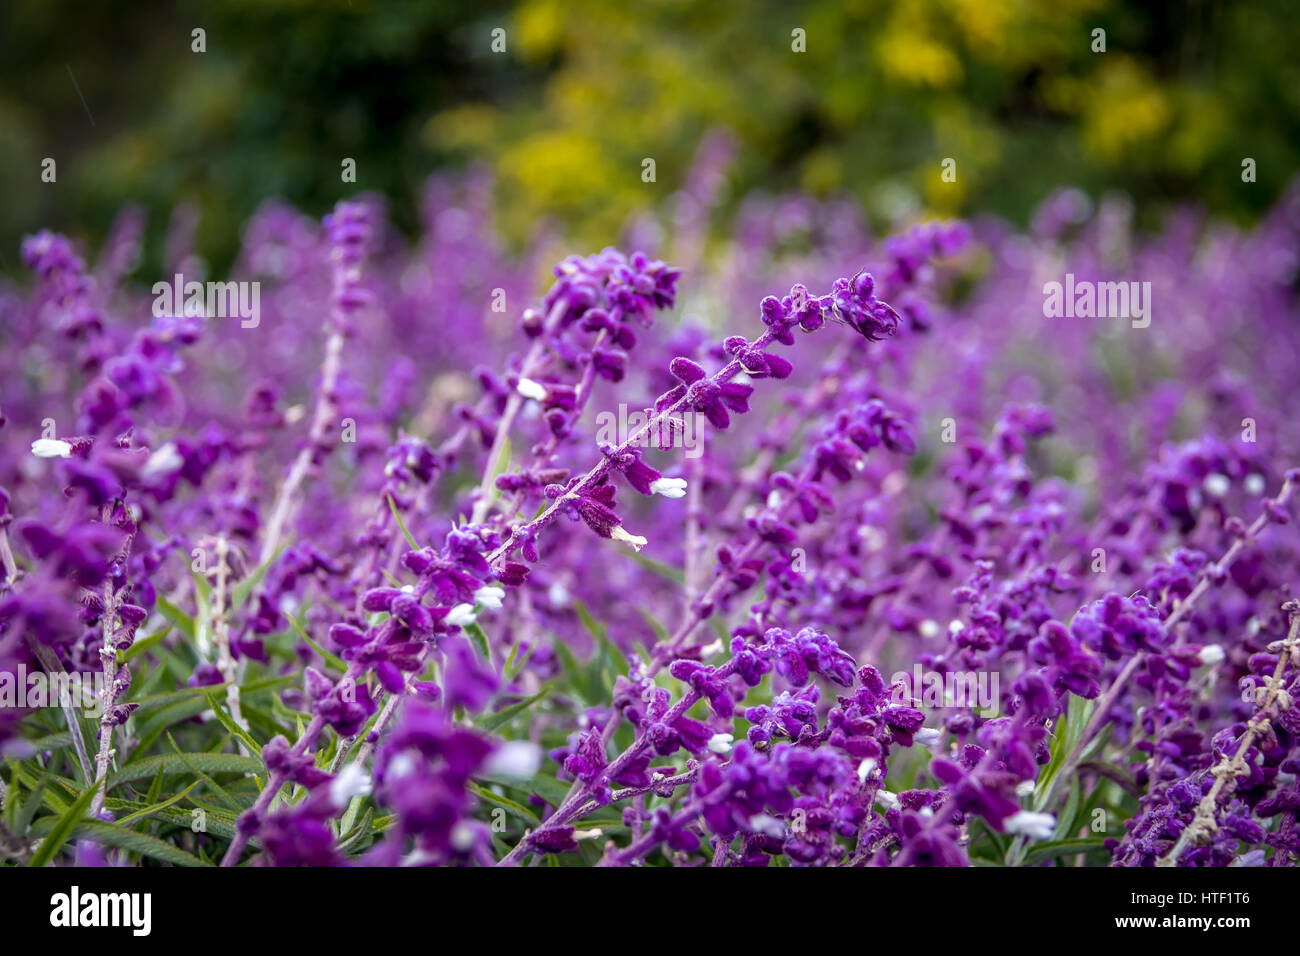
[918, 619, 940, 639]
[450, 821, 479, 852]
[649, 477, 688, 499]
[748, 814, 785, 838]
[31, 438, 72, 458]
[1198, 644, 1225, 667]
[876, 790, 900, 811]
[330, 763, 372, 806]
[857, 757, 878, 783]
[610, 526, 648, 551]
[473, 585, 506, 610]
[547, 581, 570, 609]
[1203, 473, 1230, 498]
[141, 442, 183, 480]
[707, 732, 734, 755]
[1015, 779, 1036, 798]
[515, 378, 547, 401]
[445, 603, 477, 627]
[485, 741, 542, 778]
[1245, 474, 1266, 496]
[388, 753, 416, 780]
[948, 620, 965, 636]
[1005, 810, 1056, 840]
[914, 727, 942, 747]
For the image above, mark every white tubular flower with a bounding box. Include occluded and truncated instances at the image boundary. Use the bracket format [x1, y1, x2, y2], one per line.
[1015, 779, 1036, 798]
[330, 763, 373, 806]
[1244, 474, 1265, 496]
[610, 526, 648, 551]
[141, 442, 183, 480]
[1198, 644, 1225, 666]
[876, 790, 900, 811]
[649, 477, 688, 498]
[707, 732, 734, 755]
[857, 757, 878, 783]
[31, 438, 72, 458]
[547, 581, 571, 608]
[914, 727, 942, 747]
[473, 585, 506, 610]
[748, 814, 785, 838]
[1005, 810, 1056, 840]
[515, 378, 547, 401]
[485, 741, 542, 778]
[1203, 473, 1230, 498]
[445, 603, 477, 627]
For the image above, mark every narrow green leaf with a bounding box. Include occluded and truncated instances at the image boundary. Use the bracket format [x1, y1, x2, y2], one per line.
[109, 752, 263, 787]
[1022, 838, 1107, 865]
[286, 613, 347, 672]
[476, 771, 571, 809]
[114, 780, 201, 827]
[465, 622, 493, 667]
[121, 623, 172, 663]
[28, 780, 101, 867]
[626, 550, 684, 585]
[205, 693, 265, 754]
[154, 595, 195, 641]
[230, 542, 288, 612]
[14, 777, 49, 836]
[387, 493, 420, 550]
[467, 782, 540, 826]
[476, 688, 550, 733]
[73, 820, 211, 867]
[1054, 778, 1082, 842]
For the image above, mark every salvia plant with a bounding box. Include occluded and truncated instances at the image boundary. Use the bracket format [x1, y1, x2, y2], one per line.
[1, 158, 1299, 868]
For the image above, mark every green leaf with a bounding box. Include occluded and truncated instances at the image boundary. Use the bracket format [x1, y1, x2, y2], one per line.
[505, 640, 539, 680]
[387, 493, 420, 550]
[109, 779, 201, 828]
[145, 766, 166, 807]
[464, 622, 493, 668]
[72, 820, 211, 866]
[14, 777, 50, 837]
[109, 753, 263, 787]
[337, 807, 376, 853]
[230, 542, 289, 613]
[285, 614, 348, 672]
[165, 734, 253, 811]
[28, 780, 101, 867]
[121, 623, 172, 663]
[1022, 838, 1107, 865]
[1054, 778, 1082, 842]
[154, 595, 195, 641]
[476, 771, 571, 809]
[205, 693, 265, 755]
[1034, 695, 1095, 812]
[625, 550, 684, 585]
[476, 688, 550, 733]
[637, 606, 670, 643]
[467, 782, 540, 826]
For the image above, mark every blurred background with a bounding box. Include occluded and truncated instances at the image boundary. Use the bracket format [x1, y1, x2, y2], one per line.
[2, 0, 1297, 274]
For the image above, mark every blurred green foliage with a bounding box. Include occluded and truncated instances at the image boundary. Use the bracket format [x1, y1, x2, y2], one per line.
[2, 0, 1297, 273]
